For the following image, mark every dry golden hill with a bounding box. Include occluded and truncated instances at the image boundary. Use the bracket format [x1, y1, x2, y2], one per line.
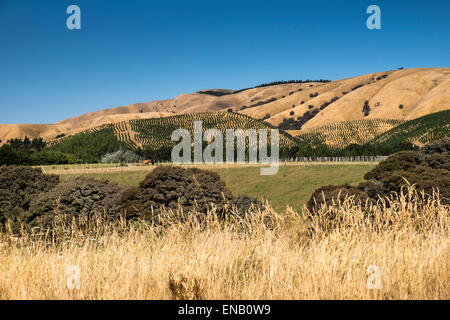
[0, 112, 172, 143]
[1, 68, 448, 144]
[0, 84, 305, 142]
[241, 68, 450, 132]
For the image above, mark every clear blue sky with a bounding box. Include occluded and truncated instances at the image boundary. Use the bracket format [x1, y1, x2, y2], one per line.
[0, 0, 449, 124]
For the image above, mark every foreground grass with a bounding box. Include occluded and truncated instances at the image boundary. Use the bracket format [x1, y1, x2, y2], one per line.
[0, 187, 448, 299]
[59, 163, 376, 211]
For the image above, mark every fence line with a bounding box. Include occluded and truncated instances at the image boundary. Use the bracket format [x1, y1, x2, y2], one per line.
[39, 156, 387, 175]
[285, 156, 388, 162]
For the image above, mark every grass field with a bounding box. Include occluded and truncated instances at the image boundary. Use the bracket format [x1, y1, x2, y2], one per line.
[59, 163, 377, 212]
[0, 187, 447, 299]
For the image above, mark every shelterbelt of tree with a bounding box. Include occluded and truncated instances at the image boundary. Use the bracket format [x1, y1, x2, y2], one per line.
[1, 68, 449, 144]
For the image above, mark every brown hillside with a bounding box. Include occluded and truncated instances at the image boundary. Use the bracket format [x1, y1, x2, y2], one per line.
[242, 68, 449, 132]
[1, 68, 448, 143]
[0, 84, 305, 142]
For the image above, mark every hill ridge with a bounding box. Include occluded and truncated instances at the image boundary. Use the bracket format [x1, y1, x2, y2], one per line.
[1, 68, 449, 144]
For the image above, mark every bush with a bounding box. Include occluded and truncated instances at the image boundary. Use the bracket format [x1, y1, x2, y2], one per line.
[137, 146, 172, 162]
[351, 84, 364, 91]
[0, 166, 59, 229]
[232, 194, 263, 215]
[362, 101, 371, 117]
[119, 166, 234, 221]
[307, 184, 374, 211]
[364, 138, 449, 202]
[30, 150, 76, 165]
[27, 177, 125, 229]
[307, 138, 450, 211]
[0, 145, 24, 165]
[278, 109, 319, 130]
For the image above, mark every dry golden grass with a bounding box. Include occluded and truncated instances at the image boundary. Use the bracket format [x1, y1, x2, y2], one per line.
[0, 186, 448, 300]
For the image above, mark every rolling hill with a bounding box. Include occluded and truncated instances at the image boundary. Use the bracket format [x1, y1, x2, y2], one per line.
[1, 68, 449, 146]
[296, 119, 406, 149]
[242, 68, 450, 131]
[294, 110, 450, 150]
[369, 109, 450, 147]
[48, 112, 297, 159]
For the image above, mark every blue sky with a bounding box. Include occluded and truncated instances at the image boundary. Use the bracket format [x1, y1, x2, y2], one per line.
[0, 0, 449, 124]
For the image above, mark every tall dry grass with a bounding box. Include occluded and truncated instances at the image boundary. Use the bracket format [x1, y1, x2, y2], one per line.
[0, 186, 448, 300]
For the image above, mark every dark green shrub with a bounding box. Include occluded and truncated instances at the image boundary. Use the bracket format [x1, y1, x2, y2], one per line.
[362, 101, 371, 117]
[0, 166, 59, 229]
[307, 138, 450, 211]
[307, 184, 373, 211]
[27, 177, 125, 229]
[278, 109, 319, 130]
[364, 138, 449, 202]
[119, 166, 233, 221]
[0, 145, 24, 165]
[232, 194, 263, 215]
[422, 137, 450, 155]
[352, 84, 364, 91]
[0, 189, 24, 229]
[30, 150, 76, 164]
